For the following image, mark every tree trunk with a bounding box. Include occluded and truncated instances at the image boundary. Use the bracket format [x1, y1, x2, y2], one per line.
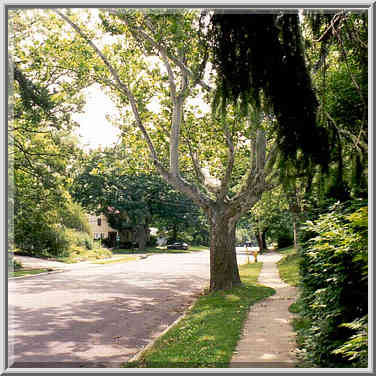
[257, 231, 264, 253]
[261, 230, 267, 251]
[293, 216, 298, 249]
[172, 223, 178, 242]
[135, 225, 148, 251]
[209, 209, 240, 291]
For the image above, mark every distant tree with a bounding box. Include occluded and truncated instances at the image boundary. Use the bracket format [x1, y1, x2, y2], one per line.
[9, 10, 90, 256]
[71, 147, 202, 250]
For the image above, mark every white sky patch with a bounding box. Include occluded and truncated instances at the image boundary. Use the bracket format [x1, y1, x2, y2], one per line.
[72, 84, 121, 150]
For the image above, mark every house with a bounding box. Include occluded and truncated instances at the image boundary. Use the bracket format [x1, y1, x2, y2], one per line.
[87, 213, 118, 242]
[87, 212, 135, 246]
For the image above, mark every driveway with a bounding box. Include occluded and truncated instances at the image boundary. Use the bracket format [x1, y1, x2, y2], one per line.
[9, 251, 249, 368]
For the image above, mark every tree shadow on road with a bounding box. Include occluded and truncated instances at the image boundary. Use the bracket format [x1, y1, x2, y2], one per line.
[9, 273, 208, 368]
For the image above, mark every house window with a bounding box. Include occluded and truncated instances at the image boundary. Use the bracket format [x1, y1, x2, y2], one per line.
[97, 217, 102, 226]
[94, 232, 100, 240]
[101, 233, 105, 239]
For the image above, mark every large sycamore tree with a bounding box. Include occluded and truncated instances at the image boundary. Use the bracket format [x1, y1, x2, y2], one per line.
[50, 8, 288, 290]
[12, 8, 325, 290]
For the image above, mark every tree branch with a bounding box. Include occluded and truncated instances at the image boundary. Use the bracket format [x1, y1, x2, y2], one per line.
[107, 9, 212, 92]
[217, 120, 235, 200]
[57, 9, 214, 211]
[55, 9, 160, 165]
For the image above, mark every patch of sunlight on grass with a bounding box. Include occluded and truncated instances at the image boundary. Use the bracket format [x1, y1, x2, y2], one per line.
[198, 335, 215, 342]
[192, 311, 211, 320]
[92, 256, 138, 264]
[225, 294, 241, 302]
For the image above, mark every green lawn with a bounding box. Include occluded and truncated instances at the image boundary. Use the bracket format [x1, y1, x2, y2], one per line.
[9, 268, 52, 278]
[113, 245, 209, 255]
[92, 256, 138, 264]
[124, 262, 275, 368]
[56, 246, 113, 263]
[277, 246, 301, 287]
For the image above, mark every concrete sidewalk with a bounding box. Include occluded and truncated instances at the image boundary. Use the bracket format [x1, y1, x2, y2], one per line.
[230, 251, 298, 368]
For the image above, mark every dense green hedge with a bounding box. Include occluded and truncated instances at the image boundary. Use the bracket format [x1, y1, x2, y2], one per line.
[297, 200, 368, 367]
[277, 232, 294, 249]
[14, 200, 93, 257]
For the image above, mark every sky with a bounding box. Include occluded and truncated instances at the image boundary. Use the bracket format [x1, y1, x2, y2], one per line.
[72, 84, 121, 150]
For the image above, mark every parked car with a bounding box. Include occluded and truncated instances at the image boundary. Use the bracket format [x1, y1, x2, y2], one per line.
[167, 242, 189, 250]
[243, 241, 255, 248]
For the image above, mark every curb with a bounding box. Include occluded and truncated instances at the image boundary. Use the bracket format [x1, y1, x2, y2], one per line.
[9, 269, 66, 280]
[10, 255, 151, 280]
[127, 288, 207, 364]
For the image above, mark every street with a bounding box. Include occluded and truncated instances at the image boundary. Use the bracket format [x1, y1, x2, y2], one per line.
[9, 250, 250, 368]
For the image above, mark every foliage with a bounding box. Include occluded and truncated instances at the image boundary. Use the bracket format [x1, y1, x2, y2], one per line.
[9, 10, 92, 257]
[49, 8, 289, 290]
[60, 201, 92, 236]
[303, 11, 368, 201]
[8, 254, 22, 271]
[63, 228, 94, 250]
[9, 8, 368, 291]
[208, 11, 330, 170]
[147, 235, 158, 247]
[277, 233, 294, 249]
[241, 187, 294, 249]
[296, 201, 368, 367]
[124, 262, 274, 368]
[332, 315, 368, 367]
[71, 147, 204, 247]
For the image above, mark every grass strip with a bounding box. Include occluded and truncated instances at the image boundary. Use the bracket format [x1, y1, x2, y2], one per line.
[124, 262, 275, 368]
[9, 268, 52, 277]
[56, 247, 113, 263]
[277, 246, 301, 287]
[113, 245, 209, 255]
[92, 256, 138, 264]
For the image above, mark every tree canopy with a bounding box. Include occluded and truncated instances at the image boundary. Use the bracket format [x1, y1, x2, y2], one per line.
[8, 7, 368, 291]
[208, 10, 330, 170]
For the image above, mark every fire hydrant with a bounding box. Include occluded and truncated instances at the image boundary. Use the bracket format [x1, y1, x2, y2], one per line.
[251, 250, 259, 263]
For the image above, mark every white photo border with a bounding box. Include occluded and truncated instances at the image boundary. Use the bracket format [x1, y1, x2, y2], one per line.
[1, 1, 374, 374]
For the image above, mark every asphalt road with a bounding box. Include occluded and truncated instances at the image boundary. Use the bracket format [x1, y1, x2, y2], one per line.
[8, 250, 250, 368]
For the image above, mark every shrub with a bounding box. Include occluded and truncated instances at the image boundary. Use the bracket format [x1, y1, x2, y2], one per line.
[60, 201, 92, 236]
[63, 228, 94, 250]
[101, 237, 113, 248]
[84, 237, 94, 250]
[277, 232, 294, 249]
[8, 254, 22, 271]
[147, 235, 157, 247]
[46, 226, 72, 257]
[297, 200, 368, 367]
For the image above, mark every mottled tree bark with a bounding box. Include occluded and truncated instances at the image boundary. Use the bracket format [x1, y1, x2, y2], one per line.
[208, 206, 241, 290]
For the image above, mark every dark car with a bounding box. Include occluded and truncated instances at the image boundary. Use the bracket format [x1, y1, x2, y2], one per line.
[243, 241, 255, 248]
[167, 242, 189, 250]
